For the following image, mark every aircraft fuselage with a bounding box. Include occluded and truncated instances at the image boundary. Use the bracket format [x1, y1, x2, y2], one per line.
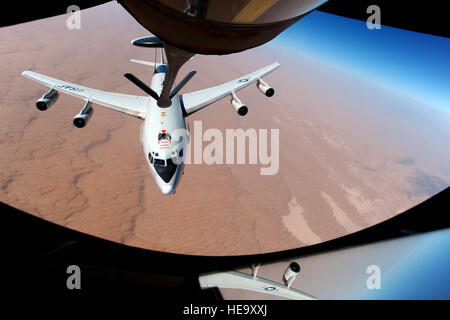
[142, 65, 187, 195]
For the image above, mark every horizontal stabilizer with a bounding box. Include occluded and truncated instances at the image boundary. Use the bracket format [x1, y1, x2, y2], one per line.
[130, 59, 164, 68]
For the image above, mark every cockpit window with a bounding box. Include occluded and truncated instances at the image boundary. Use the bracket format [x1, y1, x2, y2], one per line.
[153, 158, 166, 167]
[149, 153, 167, 166]
[154, 157, 178, 183]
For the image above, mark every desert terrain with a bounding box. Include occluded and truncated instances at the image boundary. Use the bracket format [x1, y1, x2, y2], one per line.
[0, 3, 448, 255]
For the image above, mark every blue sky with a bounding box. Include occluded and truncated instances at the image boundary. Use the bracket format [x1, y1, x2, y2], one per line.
[358, 228, 450, 299]
[272, 11, 450, 114]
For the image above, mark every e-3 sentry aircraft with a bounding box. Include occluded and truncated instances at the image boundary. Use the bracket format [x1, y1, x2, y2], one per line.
[21, 38, 279, 195]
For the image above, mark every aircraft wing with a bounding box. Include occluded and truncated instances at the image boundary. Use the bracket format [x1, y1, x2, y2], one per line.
[21, 70, 148, 119]
[199, 270, 316, 300]
[180, 62, 280, 116]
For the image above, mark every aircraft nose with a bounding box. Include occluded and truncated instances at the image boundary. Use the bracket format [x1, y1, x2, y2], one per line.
[161, 185, 173, 195]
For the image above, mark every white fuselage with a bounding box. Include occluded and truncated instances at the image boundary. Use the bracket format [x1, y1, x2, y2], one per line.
[142, 66, 187, 195]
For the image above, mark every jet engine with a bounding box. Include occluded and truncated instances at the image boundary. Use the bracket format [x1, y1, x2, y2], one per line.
[36, 88, 59, 111]
[283, 262, 301, 289]
[231, 92, 248, 116]
[73, 100, 94, 128]
[257, 78, 275, 97]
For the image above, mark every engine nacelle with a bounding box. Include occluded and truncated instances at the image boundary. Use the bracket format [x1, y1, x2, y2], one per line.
[73, 101, 94, 128]
[283, 262, 300, 289]
[36, 88, 59, 111]
[231, 92, 248, 116]
[257, 79, 275, 97]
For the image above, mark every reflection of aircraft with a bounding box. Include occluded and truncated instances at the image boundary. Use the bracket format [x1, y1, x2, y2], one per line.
[3, 185, 448, 299]
[21, 42, 279, 195]
[199, 262, 316, 300]
[200, 227, 450, 300]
